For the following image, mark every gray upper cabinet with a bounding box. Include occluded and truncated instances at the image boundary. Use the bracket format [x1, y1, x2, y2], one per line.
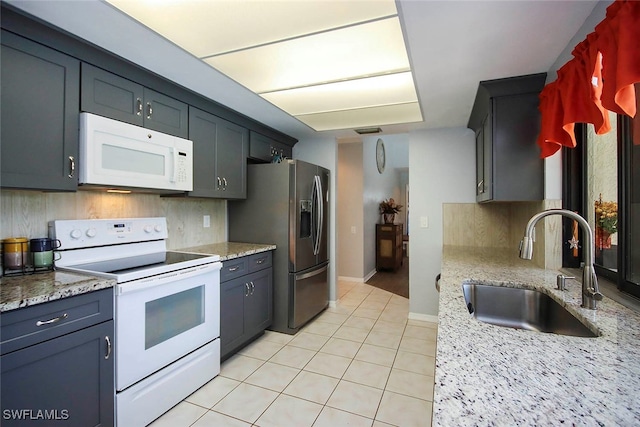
[188, 106, 248, 199]
[468, 73, 547, 203]
[1, 30, 80, 191]
[81, 63, 188, 138]
[249, 131, 293, 163]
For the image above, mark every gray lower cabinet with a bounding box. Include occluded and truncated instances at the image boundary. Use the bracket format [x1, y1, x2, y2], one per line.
[468, 73, 547, 202]
[188, 107, 249, 199]
[1, 30, 80, 191]
[0, 289, 114, 427]
[220, 252, 273, 360]
[81, 63, 188, 138]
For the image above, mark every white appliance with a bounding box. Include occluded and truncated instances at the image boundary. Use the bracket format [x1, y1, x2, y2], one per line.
[51, 218, 221, 427]
[79, 112, 193, 192]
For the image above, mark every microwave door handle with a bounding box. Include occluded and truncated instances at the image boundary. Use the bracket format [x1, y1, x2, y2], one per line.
[170, 147, 177, 183]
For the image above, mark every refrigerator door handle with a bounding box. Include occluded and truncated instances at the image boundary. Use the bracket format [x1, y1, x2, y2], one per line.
[312, 175, 323, 256]
[295, 263, 328, 281]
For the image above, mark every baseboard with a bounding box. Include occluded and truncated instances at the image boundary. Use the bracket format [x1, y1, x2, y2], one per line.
[363, 269, 377, 282]
[338, 269, 377, 283]
[338, 276, 365, 283]
[408, 312, 439, 323]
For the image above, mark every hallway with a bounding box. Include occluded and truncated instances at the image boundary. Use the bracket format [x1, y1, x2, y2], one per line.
[366, 256, 409, 298]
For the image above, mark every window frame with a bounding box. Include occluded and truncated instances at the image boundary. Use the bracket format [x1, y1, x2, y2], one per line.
[563, 115, 640, 299]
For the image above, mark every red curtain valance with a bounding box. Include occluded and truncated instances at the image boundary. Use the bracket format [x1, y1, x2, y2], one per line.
[537, 0, 640, 158]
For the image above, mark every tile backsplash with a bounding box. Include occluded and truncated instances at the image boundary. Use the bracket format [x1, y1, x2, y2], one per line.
[0, 190, 226, 250]
[443, 200, 562, 270]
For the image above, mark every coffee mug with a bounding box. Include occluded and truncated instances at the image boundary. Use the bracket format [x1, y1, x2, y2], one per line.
[30, 238, 62, 252]
[30, 238, 62, 268]
[2, 237, 28, 270]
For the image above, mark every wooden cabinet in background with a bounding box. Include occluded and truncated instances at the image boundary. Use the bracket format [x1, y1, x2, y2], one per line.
[376, 224, 403, 272]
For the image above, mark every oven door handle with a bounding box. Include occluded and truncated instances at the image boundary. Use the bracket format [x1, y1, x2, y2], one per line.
[116, 262, 222, 295]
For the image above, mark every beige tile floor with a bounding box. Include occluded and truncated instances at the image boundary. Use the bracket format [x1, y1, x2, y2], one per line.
[149, 281, 437, 427]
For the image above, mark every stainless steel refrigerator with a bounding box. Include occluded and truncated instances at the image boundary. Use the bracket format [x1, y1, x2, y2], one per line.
[229, 159, 330, 334]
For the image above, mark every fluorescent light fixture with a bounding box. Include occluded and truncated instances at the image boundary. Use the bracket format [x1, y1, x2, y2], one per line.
[105, 0, 423, 132]
[106, 189, 132, 194]
[203, 17, 410, 93]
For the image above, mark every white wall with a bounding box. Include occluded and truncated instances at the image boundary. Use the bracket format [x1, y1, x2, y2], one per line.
[337, 143, 365, 280]
[408, 127, 475, 319]
[293, 136, 338, 301]
[362, 134, 409, 277]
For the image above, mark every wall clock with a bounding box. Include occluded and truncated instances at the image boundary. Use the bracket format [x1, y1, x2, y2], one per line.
[376, 138, 386, 174]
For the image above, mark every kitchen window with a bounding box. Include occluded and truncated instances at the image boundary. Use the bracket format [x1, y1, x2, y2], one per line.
[563, 83, 640, 299]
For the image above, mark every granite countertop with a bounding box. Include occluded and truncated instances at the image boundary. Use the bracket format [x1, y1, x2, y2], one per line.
[433, 246, 640, 426]
[178, 242, 275, 261]
[0, 271, 115, 313]
[0, 242, 274, 313]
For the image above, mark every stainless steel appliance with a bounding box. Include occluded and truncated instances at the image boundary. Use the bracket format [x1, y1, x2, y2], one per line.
[229, 159, 329, 334]
[79, 112, 193, 193]
[51, 217, 221, 426]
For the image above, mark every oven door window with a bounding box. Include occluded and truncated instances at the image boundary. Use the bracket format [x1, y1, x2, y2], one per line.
[145, 285, 205, 349]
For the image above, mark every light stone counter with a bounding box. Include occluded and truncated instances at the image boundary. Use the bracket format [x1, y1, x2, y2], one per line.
[179, 242, 275, 261]
[433, 246, 640, 426]
[0, 271, 115, 312]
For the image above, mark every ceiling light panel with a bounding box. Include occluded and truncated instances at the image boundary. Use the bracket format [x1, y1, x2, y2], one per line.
[106, 0, 398, 57]
[296, 102, 423, 132]
[203, 17, 410, 93]
[261, 72, 418, 116]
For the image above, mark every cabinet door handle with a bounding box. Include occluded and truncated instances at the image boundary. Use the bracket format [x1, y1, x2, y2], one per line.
[250, 281, 255, 295]
[146, 102, 153, 119]
[136, 98, 143, 116]
[217, 177, 222, 189]
[477, 179, 484, 193]
[68, 156, 75, 178]
[222, 177, 228, 190]
[36, 312, 68, 326]
[244, 282, 250, 297]
[105, 336, 112, 360]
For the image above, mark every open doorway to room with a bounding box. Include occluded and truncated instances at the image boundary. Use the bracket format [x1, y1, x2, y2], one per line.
[336, 136, 409, 300]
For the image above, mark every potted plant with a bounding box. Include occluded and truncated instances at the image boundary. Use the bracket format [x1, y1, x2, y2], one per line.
[379, 198, 403, 224]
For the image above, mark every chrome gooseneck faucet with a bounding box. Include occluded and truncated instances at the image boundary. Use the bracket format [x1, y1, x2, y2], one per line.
[519, 209, 603, 309]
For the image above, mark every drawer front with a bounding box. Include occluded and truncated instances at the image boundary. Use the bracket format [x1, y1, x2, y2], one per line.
[0, 288, 113, 355]
[220, 257, 249, 283]
[248, 251, 273, 273]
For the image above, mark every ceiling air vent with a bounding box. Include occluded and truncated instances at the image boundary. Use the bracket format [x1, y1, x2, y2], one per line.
[354, 127, 382, 135]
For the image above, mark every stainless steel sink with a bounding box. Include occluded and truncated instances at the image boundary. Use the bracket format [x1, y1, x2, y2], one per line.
[462, 283, 598, 337]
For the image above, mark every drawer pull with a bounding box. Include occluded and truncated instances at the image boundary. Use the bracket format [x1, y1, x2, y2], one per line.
[255, 258, 265, 264]
[105, 336, 112, 360]
[36, 313, 68, 326]
[228, 266, 240, 272]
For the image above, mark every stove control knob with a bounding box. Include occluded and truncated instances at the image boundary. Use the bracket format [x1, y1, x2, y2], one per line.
[70, 229, 82, 239]
[143, 225, 153, 233]
[154, 224, 162, 233]
[86, 228, 97, 238]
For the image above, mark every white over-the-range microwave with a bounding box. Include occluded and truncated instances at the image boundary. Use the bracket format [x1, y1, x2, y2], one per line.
[79, 112, 193, 192]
